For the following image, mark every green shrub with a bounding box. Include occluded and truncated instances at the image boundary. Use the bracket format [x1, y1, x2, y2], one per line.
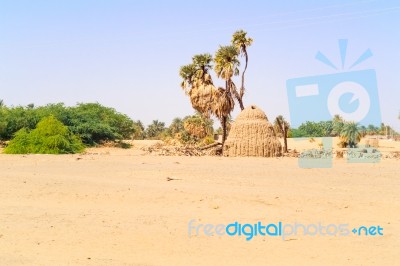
[4, 116, 84, 154]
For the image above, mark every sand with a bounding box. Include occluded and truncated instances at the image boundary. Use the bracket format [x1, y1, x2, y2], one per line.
[0, 139, 399, 265]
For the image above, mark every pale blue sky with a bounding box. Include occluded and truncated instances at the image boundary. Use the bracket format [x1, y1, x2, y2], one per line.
[1, 0, 399, 130]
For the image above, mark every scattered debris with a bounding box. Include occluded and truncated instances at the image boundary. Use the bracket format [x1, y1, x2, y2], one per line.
[282, 149, 299, 158]
[383, 151, 400, 159]
[141, 142, 219, 156]
[166, 177, 182, 181]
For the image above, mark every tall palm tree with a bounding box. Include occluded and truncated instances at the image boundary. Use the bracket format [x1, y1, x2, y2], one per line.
[231, 30, 253, 110]
[214, 45, 242, 110]
[274, 115, 290, 153]
[213, 45, 241, 143]
[340, 122, 361, 148]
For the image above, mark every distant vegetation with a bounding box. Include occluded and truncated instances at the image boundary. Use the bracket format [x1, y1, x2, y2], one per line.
[0, 100, 216, 153]
[142, 113, 215, 146]
[1, 98, 397, 153]
[290, 115, 399, 148]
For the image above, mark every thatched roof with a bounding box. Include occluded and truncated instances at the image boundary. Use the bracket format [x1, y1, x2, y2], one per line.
[223, 105, 282, 157]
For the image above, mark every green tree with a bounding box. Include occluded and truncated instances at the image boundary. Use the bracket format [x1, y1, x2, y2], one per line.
[231, 29, 253, 109]
[214, 45, 241, 143]
[214, 45, 241, 109]
[145, 120, 166, 139]
[340, 122, 361, 148]
[67, 103, 134, 145]
[294, 121, 326, 137]
[132, 120, 145, 140]
[4, 116, 84, 154]
[169, 117, 184, 136]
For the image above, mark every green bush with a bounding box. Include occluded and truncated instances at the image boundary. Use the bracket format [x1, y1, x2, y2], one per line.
[4, 116, 84, 154]
[67, 103, 135, 145]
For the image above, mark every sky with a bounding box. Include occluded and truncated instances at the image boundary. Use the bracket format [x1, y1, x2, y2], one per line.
[1, 0, 399, 130]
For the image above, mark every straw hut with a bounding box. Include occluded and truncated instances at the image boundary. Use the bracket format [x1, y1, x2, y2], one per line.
[223, 105, 282, 157]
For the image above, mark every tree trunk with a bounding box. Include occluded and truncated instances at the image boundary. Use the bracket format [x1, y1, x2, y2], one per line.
[276, 118, 288, 153]
[229, 79, 244, 110]
[221, 116, 227, 145]
[239, 49, 248, 106]
[283, 128, 288, 153]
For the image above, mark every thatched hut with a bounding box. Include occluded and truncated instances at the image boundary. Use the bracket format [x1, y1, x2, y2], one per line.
[223, 105, 282, 157]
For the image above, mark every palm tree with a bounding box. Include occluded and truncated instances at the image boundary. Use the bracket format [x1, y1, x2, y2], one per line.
[214, 45, 241, 143]
[192, 53, 213, 84]
[179, 63, 197, 93]
[169, 117, 184, 136]
[145, 120, 166, 139]
[274, 115, 290, 153]
[180, 55, 217, 118]
[340, 122, 361, 148]
[231, 30, 253, 110]
[214, 45, 242, 110]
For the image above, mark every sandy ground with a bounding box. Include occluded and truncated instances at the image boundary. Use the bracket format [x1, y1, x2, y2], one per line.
[0, 139, 399, 265]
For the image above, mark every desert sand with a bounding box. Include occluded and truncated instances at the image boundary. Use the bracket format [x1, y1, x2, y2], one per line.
[0, 139, 399, 265]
